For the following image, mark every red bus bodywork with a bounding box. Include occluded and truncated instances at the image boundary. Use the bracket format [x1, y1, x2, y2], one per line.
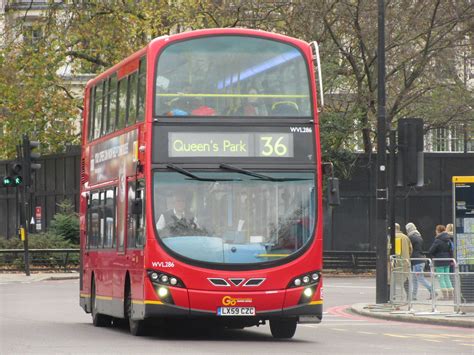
[80, 28, 323, 337]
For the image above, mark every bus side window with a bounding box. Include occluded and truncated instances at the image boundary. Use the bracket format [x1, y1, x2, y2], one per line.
[127, 72, 138, 125]
[117, 77, 127, 129]
[128, 180, 145, 249]
[89, 191, 100, 248]
[99, 191, 106, 248]
[106, 74, 117, 135]
[88, 86, 95, 141]
[137, 56, 146, 122]
[86, 192, 91, 248]
[104, 189, 116, 248]
[93, 82, 103, 140]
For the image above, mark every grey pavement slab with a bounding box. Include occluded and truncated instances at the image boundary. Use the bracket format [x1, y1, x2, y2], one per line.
[0, 272, 79, 283]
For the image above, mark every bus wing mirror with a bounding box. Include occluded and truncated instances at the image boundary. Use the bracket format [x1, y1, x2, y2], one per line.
[328, 177, 340, 206]
[132, 198, 143, 215]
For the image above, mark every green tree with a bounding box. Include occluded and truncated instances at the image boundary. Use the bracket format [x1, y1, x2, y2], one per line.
[315, 0, 474, 152]
[0, 0, 206, 159]
[1, 0, 472, 163]
[49, 199, 80, 245]
[0, 13, 81, 158]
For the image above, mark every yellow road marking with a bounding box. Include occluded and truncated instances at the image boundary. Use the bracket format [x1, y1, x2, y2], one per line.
[423, 339, 442, 343]
[415, 334, 450, 339]
[80, 293, 91, 298]
[460, 344, 474, 347]
[331, 328, 347, 331]
[357, 331, 376, 335]
[384, 333, 410, 338]
[453, 339, 474, 343]
[442, 334, 474, 339]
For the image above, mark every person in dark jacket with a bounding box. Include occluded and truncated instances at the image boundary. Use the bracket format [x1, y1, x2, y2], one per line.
[446, 223, 455, 273]
[406, 222, 432, 300]
[428, 225, 454, 300]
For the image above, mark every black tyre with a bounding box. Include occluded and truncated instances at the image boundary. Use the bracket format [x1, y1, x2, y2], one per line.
[91, 278, 111, 327]
[125, 282, 146, 336]
[270, 318, 297, 339]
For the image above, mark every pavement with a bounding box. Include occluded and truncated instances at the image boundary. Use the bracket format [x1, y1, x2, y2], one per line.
[0, 272, 80, 283]
[1, 272, 473, 328]
[351, 303, 474, 328]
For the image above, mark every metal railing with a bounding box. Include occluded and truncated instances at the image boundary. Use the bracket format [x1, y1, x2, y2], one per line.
[0, 249, 79, 272]
[0, 249, 377, 273]
[323, 251, 376, 271]
[390, 256, 474, 315]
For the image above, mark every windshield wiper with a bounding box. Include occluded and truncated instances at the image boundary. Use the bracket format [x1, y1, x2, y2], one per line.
[167, 164, 237, 182]
[219, 163, 310, 182]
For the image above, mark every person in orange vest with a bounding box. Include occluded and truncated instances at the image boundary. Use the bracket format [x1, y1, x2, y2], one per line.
[395, 223, 412, 297]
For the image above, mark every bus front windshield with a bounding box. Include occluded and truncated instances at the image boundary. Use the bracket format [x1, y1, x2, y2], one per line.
[155, 36, 312, 117]
[153, 171, 316, 265]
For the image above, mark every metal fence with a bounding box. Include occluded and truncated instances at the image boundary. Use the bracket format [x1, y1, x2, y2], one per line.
[323, 250, 376, 271]
[390, 256, 474, 315]
[0, 249, 79, 272]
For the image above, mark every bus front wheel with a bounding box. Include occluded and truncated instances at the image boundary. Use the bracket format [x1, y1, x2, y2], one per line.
[270, 318, 297, 339]
[91, 278, 111, 327]
[125, 282, 146, 336]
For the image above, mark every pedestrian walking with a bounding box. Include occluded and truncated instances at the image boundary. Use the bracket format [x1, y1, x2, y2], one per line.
[445, 223, 455, 272]
[428, 225, 454, 300]
[406, 222, 433, 300]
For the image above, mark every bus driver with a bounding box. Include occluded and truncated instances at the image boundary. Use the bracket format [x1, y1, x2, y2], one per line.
[156, 191, 200, 236]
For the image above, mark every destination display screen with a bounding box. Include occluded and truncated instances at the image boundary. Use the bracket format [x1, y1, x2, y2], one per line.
[168, 132, 293, 158]
[152, 125, 315, 164]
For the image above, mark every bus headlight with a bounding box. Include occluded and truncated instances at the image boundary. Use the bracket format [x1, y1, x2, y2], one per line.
[288, 271, 321, 288]
[147, 270, 185, 288]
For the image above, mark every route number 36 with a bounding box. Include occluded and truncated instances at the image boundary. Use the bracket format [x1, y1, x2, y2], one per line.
[259, 136, 288, 156]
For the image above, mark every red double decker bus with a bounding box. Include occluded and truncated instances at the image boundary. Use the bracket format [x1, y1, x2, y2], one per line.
[79, 28, 324, 338]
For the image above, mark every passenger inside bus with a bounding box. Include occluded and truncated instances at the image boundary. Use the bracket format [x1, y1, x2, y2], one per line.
[270, 101, 299, 116]
[163, 94, 217, 117]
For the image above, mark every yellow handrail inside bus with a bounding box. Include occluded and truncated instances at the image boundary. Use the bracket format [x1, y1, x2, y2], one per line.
[156, 93, 309, 98]
[256, 254, 290, 258]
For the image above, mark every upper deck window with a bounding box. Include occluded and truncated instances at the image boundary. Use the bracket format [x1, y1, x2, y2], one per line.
[155, 36, 312, 118]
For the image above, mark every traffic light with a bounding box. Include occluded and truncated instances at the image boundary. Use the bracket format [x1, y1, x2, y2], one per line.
[397, 118, 424, 187]
[23, 135, 41, 187]
[2, 176, 13, 187]
[10, 161, 23, 186]
[1, 162, 23, 187]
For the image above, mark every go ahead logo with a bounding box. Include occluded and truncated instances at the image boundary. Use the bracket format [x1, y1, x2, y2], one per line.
[221, 296, 253, 306]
